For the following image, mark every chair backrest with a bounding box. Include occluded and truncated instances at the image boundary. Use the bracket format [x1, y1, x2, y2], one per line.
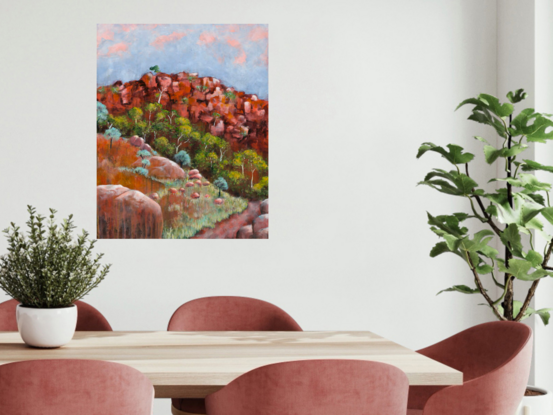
[0, 299, 112, 331]
[0, 359, 154, 415]
[167, 296, 302, 331]
[206, 359, 409, 415]
[416, 321, 532, 381]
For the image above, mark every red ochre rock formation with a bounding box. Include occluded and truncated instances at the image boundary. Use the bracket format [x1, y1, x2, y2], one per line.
[97, 71, 268, 157]
[97, 185, 163, 239]
[132, 156, 185, 180]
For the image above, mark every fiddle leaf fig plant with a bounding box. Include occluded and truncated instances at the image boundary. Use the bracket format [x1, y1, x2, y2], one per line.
[0, 206, 110, 308]
[418, 89, 553, 324]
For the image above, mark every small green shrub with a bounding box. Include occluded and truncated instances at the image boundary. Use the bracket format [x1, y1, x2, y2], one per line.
[0, 206, 110, 308]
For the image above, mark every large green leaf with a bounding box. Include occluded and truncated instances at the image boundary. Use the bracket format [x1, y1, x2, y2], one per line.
[541, 207, 553, 226]
[457, 94, 513, 137]
[491, 174, 551, 192]
[427, 213, 468, 238]
[417, 143, 475, 165]
[451, 173, 478, 194]
[437, 285, 482, 295]
[512, 300, 552, 325]
[496, 194, 543, 228]
[430, 242, 450, 257]
[482, 144, 528, 165]
[507, 89, 527, 104]
[500, 224, 523, 257]
[525, 250, 544, 267]
[478, 93, 514, 118]
[419, 169, 478, 197]
[536, 308, 552, 325]
[521, 159, 553, 173]
[511, 109, 553, 141]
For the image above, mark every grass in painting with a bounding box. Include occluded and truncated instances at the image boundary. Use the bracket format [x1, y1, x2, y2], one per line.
[159, 179, 248, 239]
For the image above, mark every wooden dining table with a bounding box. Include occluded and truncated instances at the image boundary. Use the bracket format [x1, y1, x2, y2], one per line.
[0, 331, 462, 398]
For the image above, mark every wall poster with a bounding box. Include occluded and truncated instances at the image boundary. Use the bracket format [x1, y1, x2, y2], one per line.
[97, 24, 269, 239]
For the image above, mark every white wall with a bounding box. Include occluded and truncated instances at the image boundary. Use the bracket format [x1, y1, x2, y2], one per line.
[0, 1, 501, 413]
[534, 0, 553, 392]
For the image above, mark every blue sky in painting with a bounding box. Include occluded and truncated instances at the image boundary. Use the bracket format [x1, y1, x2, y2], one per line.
[97, 24, 268, 99]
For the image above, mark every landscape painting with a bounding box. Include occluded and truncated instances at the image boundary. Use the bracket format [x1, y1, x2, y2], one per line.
[96, 24, 269, 239]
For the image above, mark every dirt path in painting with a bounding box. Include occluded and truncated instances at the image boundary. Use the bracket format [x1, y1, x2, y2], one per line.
[191, 201, 261, 239]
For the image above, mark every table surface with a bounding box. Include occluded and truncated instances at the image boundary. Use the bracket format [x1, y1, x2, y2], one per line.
[0, 331, 462, 398]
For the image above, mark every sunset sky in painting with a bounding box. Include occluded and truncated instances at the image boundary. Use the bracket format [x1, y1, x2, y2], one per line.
[97, 24, 269, 99]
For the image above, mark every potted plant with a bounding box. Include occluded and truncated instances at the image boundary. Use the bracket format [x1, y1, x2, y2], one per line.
[0, 206, 110, 348]
[417, 89, 553, 414]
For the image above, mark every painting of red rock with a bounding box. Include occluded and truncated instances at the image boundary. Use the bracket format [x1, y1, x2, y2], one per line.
[97, 24, 268, 239]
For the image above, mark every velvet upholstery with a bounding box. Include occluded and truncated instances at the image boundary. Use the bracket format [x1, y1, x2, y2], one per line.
[0, 299, 112, 331]
[0, 359, 154, 415]
[205, 359, 409, 415]
[408, 321, 532, 415]
[168, 296, 302, 414]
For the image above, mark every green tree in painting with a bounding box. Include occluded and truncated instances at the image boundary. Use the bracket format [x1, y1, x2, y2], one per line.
[212, 112, 221, 125]
[243, 150, 267, 188]
[104, 127, 121, 150]
[108, 115, 132, 136]
[175, 124, 193, 151]
[154, 137, 175, 158]
[145, 103, 162, 126]
[141, 159, 151, 168]
[149, 65, 160, 74]
[174, 150, 191, 168]
[168, 110, 178, 124]
[137, 150, 151, 160]
[213, 177, 228, 198]
[134, 167, 149, 177]
[129, 107, 143, 124]
[213, 136, 229, 161]
[97, 102, 108, 126]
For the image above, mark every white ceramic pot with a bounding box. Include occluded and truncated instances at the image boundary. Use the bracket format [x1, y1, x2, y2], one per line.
[517, 386, 553, 415]
[16, 304, 77, 348]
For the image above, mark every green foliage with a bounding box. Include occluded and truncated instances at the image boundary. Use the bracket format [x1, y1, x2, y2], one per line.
[213, 177, 228, 197]
[133, 167, 149, 176]
[97, 101, 108, 125]
[224, 91, 236, 101]
[141, 159, 150, 168]
[0, 206, 110, 308]
[137, 150, 151, 159]
[153, 136, 175, 158]
[109, 115, 133, 136]
[104, 127, 121, 147]
[419, 89, 553, 324]
[129, 107, 143, 123]
[149, 65, 160, 74]
[174, 150, 191, 168]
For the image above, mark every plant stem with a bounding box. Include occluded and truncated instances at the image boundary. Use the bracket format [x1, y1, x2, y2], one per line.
[466, 251, 507, 321]
[465, 163, 501, 235]
[516, 237, 553, 321]
[503, 115, 514, 320]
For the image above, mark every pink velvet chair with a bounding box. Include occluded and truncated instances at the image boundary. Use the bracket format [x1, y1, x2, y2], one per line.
[0, 359, 154, 414]
[168, 296, 302, 415]
[407, 321, 532, 415]
[206, 359, 409, 415]
[0, 299, 112, 331]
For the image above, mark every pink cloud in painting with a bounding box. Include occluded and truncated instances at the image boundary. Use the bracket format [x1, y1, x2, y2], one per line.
[97, 27, 114, 47]
[260, 46, 268, 66]
[119, 24, 138, 32]
[198, 32, 216, 45]
[226, 38, 247, 65]
[249, 26, 268, 42]
[151, 31, 187, 49]
[106, 42, 129, 57]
